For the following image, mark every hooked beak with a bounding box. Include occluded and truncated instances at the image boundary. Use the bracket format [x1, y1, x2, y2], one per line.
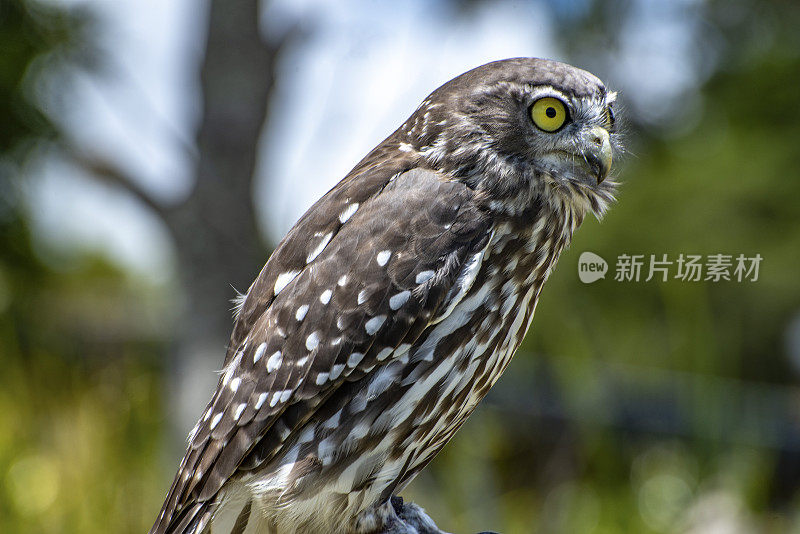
[582, 126, 613, 183]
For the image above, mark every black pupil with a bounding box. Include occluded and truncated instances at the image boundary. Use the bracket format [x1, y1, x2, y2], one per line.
[545, 106, 557, 118]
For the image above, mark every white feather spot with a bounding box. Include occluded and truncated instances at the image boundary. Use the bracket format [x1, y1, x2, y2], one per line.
[324, 410, 341, 429]
[347, 352, 365, 368]
[338, 275, 348, 286]
[253, 343, 266, 364]
[255, 392, 268, 410]
[330, 363, 345, 380]
[316, 372, 330, 386]
[210, 413, 222, 430]
[357, 289, 369, 305]
[337, 316, 346, 330]
[295, 304, 309, 321]
[365, 315, 386, 335]
[416, 270, 435, 284]
[298, 426, 315, 444]
[367, 366, 396, 399]
[376, 347, 393, 361]
[221, 353, 240, 387]
[266, 351, 282, 373]
[296, 356, 309, 366]
[269, 392, 281, 408]
[339, 203, 359, 223]
[389, 290, 410, 310]
[376, 250, 391, 266]
[306, 232, 333, 263]
[229, 377, 241, 392]
[318, 438, 337, 465]
[504, 256, 519, 273]
[398, 142, 414, 152]
[320, 289, 332, 305]
[331, 336, 342, 346]
[350, 422, 370, 440]
[279, 389, 292, 403]
[233, 403, 246, 421]
[274, 270, 299, 295]
[306, 331, 321, 351]
[350, 393, 368, 413]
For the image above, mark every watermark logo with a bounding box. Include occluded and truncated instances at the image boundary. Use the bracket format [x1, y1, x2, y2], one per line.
[579, 253, 763, 283]
[578, 251, 609, 284]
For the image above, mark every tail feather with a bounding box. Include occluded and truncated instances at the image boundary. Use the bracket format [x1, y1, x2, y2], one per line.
[150, 500, 211, 534]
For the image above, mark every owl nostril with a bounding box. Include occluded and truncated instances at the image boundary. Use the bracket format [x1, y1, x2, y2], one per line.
[592, 135, 603, 146]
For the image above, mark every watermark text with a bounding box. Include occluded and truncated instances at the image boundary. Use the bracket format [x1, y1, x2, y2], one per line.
[578, 253, 762, 283]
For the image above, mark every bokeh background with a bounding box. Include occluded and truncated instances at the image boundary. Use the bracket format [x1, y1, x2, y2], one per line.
[2, 0, 800, 532]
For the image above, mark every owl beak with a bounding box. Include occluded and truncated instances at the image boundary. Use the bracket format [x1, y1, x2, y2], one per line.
[583, 126, 613, 183]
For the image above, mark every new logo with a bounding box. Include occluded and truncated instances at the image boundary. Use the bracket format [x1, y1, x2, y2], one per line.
[578, 251, 608, 283]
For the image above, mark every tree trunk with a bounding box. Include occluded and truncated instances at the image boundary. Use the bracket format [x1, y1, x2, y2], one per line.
[164, 0, 292, 438]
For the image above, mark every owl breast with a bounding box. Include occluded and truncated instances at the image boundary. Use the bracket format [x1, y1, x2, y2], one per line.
[224, 205, 576, 534]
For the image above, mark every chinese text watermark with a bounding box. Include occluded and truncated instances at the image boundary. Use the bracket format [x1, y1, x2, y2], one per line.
[578, 253, 762, 284]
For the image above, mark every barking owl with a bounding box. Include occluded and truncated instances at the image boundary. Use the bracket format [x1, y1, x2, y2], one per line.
[152, 57, 619, 534]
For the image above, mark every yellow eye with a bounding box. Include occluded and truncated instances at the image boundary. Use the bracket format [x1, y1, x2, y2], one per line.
[530, 97, 568, 132]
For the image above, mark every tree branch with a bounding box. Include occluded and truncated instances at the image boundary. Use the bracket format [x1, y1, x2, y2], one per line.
[65, 145, 170, 220]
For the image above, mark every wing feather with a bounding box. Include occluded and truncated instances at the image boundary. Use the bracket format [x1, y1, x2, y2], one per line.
[151, 165, 493, 533]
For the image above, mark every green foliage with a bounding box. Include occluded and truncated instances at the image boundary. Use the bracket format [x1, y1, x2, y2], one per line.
[0, 0, 84, 152]
[0, 214, 171, 532]
[0, 201, 170, 532]
[0, 2, 169, 532]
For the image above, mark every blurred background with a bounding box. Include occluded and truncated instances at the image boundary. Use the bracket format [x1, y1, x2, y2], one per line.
[2, 0, 799, 532]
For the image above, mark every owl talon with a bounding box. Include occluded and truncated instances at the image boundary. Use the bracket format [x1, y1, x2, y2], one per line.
[390, 495, 404, 514]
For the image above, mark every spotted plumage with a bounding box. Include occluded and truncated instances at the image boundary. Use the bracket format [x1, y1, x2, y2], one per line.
[152, 58, 620, 534]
